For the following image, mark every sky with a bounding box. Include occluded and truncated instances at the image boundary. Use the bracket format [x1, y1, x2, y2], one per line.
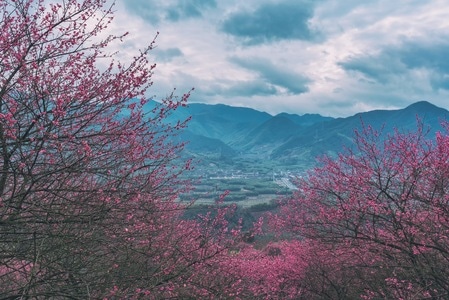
[107, 0, 449, 117]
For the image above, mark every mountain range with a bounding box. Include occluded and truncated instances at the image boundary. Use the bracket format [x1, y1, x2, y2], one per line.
[168, 101, 449, 167]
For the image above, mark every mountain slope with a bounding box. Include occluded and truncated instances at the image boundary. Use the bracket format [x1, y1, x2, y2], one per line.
[158, 100, 449, 167]
[176, 103, 272, 144]
[238, 115, 302, 150]
[272, 101, 449, 162]
[180, 130, 236, 158]
[276, 112, 333, 127]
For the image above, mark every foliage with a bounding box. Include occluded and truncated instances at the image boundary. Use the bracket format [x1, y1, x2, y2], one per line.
[5, 1, 449, 299]
[271, 122, 449, 298]
[0, 0, 240, 298]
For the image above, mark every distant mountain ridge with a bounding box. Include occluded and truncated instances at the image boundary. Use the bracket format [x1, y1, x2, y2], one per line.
[271, 101, 449, 163]
[172, 103, 272, 144]
[166, 101, 449, 167]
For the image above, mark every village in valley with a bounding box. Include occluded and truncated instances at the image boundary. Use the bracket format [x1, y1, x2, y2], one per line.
[180, 159, 301, 206]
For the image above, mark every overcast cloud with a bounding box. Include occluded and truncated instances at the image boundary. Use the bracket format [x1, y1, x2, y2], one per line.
[107, 0, 449, 117]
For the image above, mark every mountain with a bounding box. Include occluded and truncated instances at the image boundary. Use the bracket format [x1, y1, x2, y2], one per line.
[276, 112, 333, 127]
[172, 103, 272, 144]
[239, 115, 302, 150]
[271, 101, 449, 162]
[162, 100, 449, 167]
[180, 130, 236, 158]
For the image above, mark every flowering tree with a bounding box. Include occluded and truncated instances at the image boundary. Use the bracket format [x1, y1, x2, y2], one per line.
[273, 122, 449, 298]
[0, 0, 240, 298]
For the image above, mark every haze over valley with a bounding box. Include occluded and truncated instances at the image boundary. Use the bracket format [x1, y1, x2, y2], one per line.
[169, 100, 449, 206]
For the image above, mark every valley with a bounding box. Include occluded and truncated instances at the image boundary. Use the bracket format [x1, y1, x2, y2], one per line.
[171, 100, 449, 208]
[180, 156, 300, 207]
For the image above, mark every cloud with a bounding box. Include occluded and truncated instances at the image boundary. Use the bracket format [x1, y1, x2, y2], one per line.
[124, 0, 216, 23]
[117, 0, 449, 117]
[153, 47, 184, 62]
[339, 41, 449, 91]
[338, 54, 406, 84]
[230, 57, 310, 95]
[398, 43, 449, 90]
[210, 80, 279, 97]
[221, 0, 320, 44]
